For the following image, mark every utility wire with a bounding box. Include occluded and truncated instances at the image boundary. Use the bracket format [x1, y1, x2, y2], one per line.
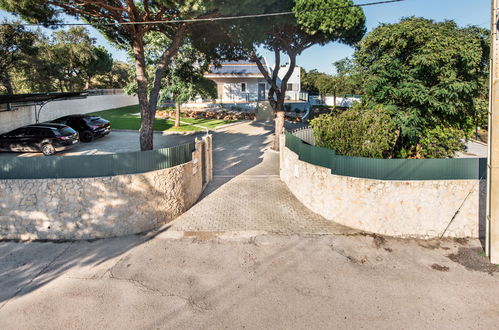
[0, 0, 405, 27]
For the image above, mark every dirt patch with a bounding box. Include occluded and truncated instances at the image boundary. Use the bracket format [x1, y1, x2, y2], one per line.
[453, 238, 469, 245]
[183, 232, 223, 241]
[372, 235, 387, 248]
[431, 264, 450, 272]
[417, 240, 441, 250]
[347, 255, 368, 264]
[447, 247, 499, 275]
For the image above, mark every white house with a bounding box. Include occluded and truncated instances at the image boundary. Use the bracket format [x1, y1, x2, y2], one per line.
[203, 60, 305, 103]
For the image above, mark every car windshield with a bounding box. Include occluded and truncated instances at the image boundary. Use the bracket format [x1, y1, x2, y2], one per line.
[55, 127, 77, 136]
[84, 116, 105, 124]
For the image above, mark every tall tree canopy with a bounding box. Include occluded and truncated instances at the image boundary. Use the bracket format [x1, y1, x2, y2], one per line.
[0, 0, 242, 150]
[193, 0, 365, 150]
[0, 20, 37, 94]
[354, 17, 490, 154]
[46, 27, 113, 91]
[252, 0, 365, 150]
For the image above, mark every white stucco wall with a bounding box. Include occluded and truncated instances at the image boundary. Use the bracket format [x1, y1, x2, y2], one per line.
[208, 77, 268, 102]
[277, 65, 301, 92]
[0, 94, 138, 134]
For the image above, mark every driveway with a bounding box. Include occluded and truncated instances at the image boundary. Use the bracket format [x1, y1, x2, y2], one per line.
[458, 140, 488, 158]
[0, 121, 498, 329]
[0, 130, 203, 157]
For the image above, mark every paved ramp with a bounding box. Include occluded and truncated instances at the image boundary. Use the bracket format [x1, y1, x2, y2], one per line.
[168, 122, 354, 235]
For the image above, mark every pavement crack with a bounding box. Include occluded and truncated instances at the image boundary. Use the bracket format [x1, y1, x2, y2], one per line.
[0, 242, 74, 312]
[107, 270, 212, 312]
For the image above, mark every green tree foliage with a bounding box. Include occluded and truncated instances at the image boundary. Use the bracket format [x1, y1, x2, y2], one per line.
[333, 57, 363, 95]
[0, 0, 244, 150]
[46, 27, 113, 91]
[0, 20, 37, 94]
[301, 68, 321, 94]
[92, 61, 133, 90]
[310, 103, 398, 158]
[3, 25, 119, 93]
[256, 0, 366, 150]
[302, 66, 359, 105]
[414, 126, 466, 159]
[126, 32, 216, 127]
[84, 46, 114, 89]
[354, 17, 489, 157]
[160, 49, 216, 128]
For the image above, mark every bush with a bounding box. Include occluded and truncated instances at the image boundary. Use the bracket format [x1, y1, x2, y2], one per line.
[418, 126, 466, 158]
[310, 104, 398, 158]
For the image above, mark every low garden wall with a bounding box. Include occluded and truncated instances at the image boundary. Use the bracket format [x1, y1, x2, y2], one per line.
[0, 135, 212, 240]
[280, 131, 487, 239]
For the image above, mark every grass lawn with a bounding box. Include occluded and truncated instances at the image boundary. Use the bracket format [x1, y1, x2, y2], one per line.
[89, 105, 235, 132]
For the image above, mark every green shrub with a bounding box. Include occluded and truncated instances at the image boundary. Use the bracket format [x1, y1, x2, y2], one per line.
[310, 104, 398, 158]
[418, 126, 466, 158]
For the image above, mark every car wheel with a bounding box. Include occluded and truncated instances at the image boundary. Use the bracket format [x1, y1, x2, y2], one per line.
[81, 130, 94, 142]
[41, 143, 56, 156]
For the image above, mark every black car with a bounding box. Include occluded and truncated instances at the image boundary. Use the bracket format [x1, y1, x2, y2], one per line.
[51, 114, 111, 142]
[0, 124, 79, 156]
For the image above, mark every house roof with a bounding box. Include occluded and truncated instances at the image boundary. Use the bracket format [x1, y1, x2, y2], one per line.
[206, 59, 268, 77]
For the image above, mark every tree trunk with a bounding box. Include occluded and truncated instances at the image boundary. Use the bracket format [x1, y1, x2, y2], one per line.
[132, 36, 153, 151]
[144, 25, 187, 149]
[0, 70, 14, 95]
[273, 104, 285, 151]
[85, 77, 91, 90]
[175, 101, 181, 128]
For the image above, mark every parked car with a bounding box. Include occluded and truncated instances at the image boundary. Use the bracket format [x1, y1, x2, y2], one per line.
[51, 114, 111, 142]
[0, 124, 79, 156]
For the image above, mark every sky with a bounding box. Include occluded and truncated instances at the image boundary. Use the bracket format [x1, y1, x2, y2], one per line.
[0, 0, 492, 74]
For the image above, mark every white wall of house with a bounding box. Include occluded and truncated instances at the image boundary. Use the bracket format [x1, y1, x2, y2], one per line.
[309, 95, 361, 107]
[277, 65, 301, 92]
[208, 77, 268, 102]
[202, 64, 303, 103]
[0, 93, 138, 134]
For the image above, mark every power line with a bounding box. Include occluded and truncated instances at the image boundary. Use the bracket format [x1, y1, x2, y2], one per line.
[0, 0, 405, 27]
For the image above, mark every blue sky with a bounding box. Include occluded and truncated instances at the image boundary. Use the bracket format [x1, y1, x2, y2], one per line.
[0, 0, 492, 74]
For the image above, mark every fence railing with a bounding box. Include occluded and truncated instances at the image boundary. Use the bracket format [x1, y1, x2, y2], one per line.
[286, 128, 487, 181]
[0, 141, 195, 180]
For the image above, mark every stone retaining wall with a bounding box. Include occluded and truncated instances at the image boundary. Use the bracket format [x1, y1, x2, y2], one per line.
[0, 136, 212, 240]
[280, 136, 486, 238]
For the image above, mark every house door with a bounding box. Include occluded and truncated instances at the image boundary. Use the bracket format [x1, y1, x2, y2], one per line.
[258, 83, 266, 101]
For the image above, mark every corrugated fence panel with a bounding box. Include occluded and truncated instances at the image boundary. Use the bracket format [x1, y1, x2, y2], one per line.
[286, 129, 487, 181]
[0, 141, 195, 180]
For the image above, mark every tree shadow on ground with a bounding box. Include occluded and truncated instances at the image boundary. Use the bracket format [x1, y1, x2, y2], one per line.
[0, 121, 273, 307]
[0, 139, 202, 306]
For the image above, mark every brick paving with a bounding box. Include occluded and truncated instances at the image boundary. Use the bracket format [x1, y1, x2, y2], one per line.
[169, 122, 355, 234]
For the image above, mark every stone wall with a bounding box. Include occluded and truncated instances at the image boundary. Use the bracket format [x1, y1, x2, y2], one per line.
[0, 136, 212, 241]
[280, 136, 486, 238]
[0, 93, 138, 134]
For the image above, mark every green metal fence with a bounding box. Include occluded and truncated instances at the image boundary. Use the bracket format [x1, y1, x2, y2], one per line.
[0, 141, 196, 180]
[285, 129, 487, 181]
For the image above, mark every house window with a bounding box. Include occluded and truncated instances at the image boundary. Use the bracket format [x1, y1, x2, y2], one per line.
[241, 82, 247, 92]
[286, 83, 295, 91]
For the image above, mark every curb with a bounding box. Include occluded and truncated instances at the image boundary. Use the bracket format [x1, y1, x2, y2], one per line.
[212, 120, 253, 131]
[470, 139, 488, 146]
[111, 129, 203, 136]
